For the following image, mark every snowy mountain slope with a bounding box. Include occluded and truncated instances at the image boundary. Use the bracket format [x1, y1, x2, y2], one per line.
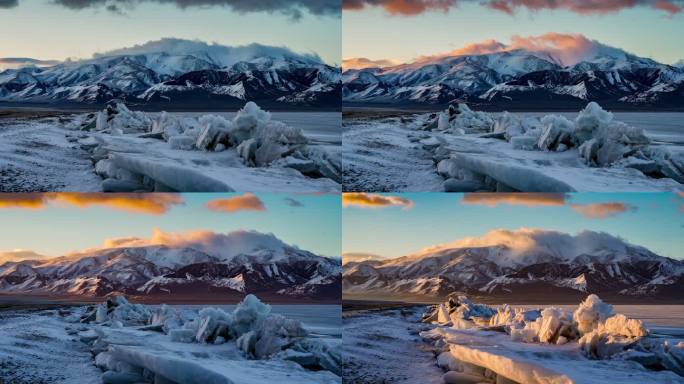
[0, 40, 341, 109]
[342, 46, 684, 109]
[343, 229, 684, 301]
[0, 231, 341, 301]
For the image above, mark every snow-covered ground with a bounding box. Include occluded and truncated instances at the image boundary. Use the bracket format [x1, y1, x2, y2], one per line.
[343, 297, 684, 384]
[0, 115, 102, 191]
[342, 106, 684, 192]
[343, 306, 444, 384]
[0, 105, 340, 192]
[0, 296, 341, 384]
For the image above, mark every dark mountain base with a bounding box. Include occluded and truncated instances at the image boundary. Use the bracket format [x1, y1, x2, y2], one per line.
[343, 291, 684, 305]
[0, 101, 341, 113]
[342, 101, 684, 112]
[0, 292, 340, 305]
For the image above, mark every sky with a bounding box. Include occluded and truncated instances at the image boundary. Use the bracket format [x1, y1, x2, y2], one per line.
[343, 1, 684, 66]
[0, 193, 341, 259]
[342, 192, 684, 260]
[0, 0, 341, 65]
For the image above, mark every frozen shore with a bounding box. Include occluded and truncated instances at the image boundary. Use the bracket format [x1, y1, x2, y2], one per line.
[0, 103, 341, 192]
[342, 104, 684, 192]
[0, 295, 341, 384]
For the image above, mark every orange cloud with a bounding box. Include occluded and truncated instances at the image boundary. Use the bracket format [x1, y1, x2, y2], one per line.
[101, 228, 221, 249]
[0, 193, 50, 209]
[342, 57, 400, 70]
[570, 202, 635, 219]
[343, 193, 414, 209]
[52, 193, 184, 215]
[461, 193, 568, 207]
[461, 193, 636, 219]
[205, 193, 266, 213]
[0, 249, 48, 264]
[0, 193, 183, 214]
[343, 0, 684, 15]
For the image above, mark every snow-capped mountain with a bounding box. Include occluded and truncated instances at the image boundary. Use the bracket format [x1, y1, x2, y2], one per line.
[343, 47, 684, 109]
[0, 231, 341, 302]
[0, 39, 341, 109]
[343, 229, 684, 302]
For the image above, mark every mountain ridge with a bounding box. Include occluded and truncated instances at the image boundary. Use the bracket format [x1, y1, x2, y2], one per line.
[342, 43, 684, 110]
[342, 229, 684, 303]
[0, 39, 341, 110]
[0, 231, 341, 302]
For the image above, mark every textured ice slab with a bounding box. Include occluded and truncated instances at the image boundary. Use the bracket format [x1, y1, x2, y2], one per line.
[111, 343, 339, 384]
[440, 135, 681, 192]
[98, 134, 340, 192]
[429, 327, 684, 384]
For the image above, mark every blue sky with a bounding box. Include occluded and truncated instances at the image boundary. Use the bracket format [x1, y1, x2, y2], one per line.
[0, 193, 341, 258]
[343, 3, 684, 65]
[0, 0, 341, 65]
[343, 193, 683, 260]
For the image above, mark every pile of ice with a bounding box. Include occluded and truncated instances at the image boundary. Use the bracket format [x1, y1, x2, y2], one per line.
[425, 104, 495, 134]
[80, 103, 154, 135]
[70, 101, 341, 191]
[425, 102, 684, 184]
[80, 296, 152, 327]
[72, 294, 341, 382]
[423, 294, 684, 375]
[422, 295, 496, 329]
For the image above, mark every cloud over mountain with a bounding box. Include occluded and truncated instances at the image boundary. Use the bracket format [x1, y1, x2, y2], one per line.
[342, 57, 400, 70]
[93, 38, 323, 66]
[0, 57, 61, 70]
[418, 33, 630, 67]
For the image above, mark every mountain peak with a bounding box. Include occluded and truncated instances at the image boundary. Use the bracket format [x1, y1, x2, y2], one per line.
[93, 38, 324, 68]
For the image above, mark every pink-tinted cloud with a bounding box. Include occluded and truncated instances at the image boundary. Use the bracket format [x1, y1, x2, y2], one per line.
[343, 0, 684, 15]
[205, 193, 266, 213]
[343, 0, 457, 15]
[570, 202, 636, 219]
[342, 193, 414, 209]
[342, 57, 401, 69]
[461, 193, 568, 207]
[419, 33, 624, 66]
